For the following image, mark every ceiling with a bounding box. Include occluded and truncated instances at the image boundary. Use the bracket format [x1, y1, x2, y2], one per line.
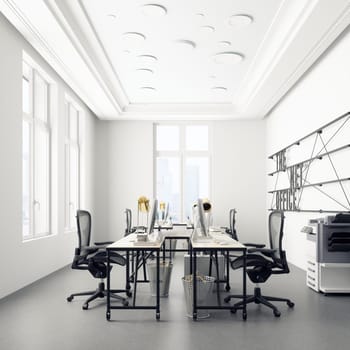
[1, 0, 350, 119]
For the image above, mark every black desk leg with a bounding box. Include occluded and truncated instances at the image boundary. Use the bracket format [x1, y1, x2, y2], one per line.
[156, 250, 160, 320]
[242, 250, 247, 321]
[189, 243, 193, 274]
[132, 251, 139, 307]
[225, 250, 231, 291]
[193, 251, 197, 320]
[125, 251, 131, 297]
[215, 251, 221, 306]
[106, 250, 111, 321]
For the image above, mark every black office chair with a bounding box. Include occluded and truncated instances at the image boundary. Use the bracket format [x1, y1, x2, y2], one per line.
[226, 208, 265, 248]
[67, 210, 129, 310]
[224, 210, 295, 317]
[124, 208, 136, 236]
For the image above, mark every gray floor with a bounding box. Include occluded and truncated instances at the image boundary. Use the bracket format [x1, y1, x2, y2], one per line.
[1, 255, 350, 350]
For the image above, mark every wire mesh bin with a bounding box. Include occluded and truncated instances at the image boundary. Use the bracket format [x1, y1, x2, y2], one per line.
[147, 261, 173, 297]
[182, 274, 215, 318]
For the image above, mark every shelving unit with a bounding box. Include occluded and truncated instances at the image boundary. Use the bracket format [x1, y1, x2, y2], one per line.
[268, 111, 350, 213]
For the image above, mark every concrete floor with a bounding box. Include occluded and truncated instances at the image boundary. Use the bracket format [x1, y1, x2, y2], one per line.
[1, 254, 350, 350]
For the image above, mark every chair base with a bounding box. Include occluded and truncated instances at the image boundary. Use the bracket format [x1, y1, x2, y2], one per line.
[224, 287, 294, 317]
[67, 281, 129, 310]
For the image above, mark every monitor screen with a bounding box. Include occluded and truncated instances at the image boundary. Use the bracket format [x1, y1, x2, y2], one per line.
[148, 199, 158, 234]
[197, 198, 208, 236]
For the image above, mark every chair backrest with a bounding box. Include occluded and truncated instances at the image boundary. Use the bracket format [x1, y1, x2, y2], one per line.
[229, 208, 238, 240]
[76, 210, 92, 250]
[268, 210, 288, 271]
[125, 208, 133, 236]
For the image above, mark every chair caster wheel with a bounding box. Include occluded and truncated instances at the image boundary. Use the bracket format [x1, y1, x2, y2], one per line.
[224, 296, 231, 303]
[67, 296, 73, 302]
[273, 310, 281, 317]
[126, 291, 132, 297]
[82, 304, 88, 310]
[225, 284, 231, 292]
[287, 301, 295, 308]
[106, 312, 110, 321]
[122, 300, 129, 307]
[156, 313, 160, 320]
[230, 308, 237, 314]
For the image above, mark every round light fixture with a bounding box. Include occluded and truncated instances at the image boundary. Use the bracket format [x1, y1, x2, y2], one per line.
[141, 4, 167, 17]
[136, 68, 154, 77]
[174, 39, 196, 50]
[228, 14, 253, 27]
[212, 86, 227, 91]
[107, 14, 117, 20]
[196, 13, 205, 18]
[137, 54, 158, 64]
[200, 25, 215, 33]
[218, 40, 231, 47]
[140, 86, 156, 91]
[213, 51, 244, 64]
[122, 32, 146, 44]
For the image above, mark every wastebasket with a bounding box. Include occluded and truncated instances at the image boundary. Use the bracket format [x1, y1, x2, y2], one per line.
[182, 274, 215, 318]
[147, 261, 173, 297]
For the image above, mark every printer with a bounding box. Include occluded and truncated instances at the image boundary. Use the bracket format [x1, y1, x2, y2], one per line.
[303, 213, 350, 294]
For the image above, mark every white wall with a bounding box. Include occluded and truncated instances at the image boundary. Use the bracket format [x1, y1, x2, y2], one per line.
[94, 120, 267, 244]
[266, 26, 350, 270]
[0, 15, 97, 299]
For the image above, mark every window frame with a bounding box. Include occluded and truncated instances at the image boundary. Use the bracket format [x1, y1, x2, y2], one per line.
[22, 58, 53, 241]
[64, 95, 82, 234]
[154, 122, 211, 222]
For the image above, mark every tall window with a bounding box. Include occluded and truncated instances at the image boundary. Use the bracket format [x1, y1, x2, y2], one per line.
[155, 124, 210, 222]
[64, 98, 81, 232]
[22, 60, 52, 240]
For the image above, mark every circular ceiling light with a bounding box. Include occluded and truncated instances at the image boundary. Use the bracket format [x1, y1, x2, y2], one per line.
[213, 51, 244, 64]
[218, 40, 231, 47]
[174, 39, 196, 49]
[122, 32, 146, 44]
[141, 4, 167, 17]
[200, 25, 215, 33]
[212, 86, 227, 91]
[107, 14, 117, 20]
[140, 86, 156, 91]
[137, 54, 158, 64]
[228, 14, 253, 27]
[196, 13, 205, 18]
[136, 68, 154, 77]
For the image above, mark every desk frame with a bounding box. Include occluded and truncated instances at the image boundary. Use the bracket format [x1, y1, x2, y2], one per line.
[192, 244, 247, 321]
[106, 244, 161, 321]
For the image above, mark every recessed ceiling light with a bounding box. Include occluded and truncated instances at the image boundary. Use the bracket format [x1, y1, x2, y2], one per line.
[213, 52, 244, 64]
[228, 14, 253, 27]
[196, 13, 205, 18]
[140, 86, 156, 91]
[174, 39, 196, 49]
[122, 32, 146, 43]
[218, 40, 231, 47]
[107, 14, 117, 20]
[141, 4, 167, 17]
[136, 68, 154, 76]
[137, 54, 158, 64]
[200, 25, 215, 33]
[212, 86, 227, 91]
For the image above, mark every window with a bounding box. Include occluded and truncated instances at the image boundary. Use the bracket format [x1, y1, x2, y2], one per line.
[22, 60, 52, 240]
[155, 124, 210, 222]
[64, 98, 81, 232]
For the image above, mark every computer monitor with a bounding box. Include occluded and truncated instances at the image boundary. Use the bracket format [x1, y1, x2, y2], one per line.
[147, 199, 158, 234]
[197, 198, 208, 236]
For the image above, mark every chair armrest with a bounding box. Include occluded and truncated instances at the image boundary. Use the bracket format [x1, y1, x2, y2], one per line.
[94, 241, 114, 246]
[247, 248, 276, 257]
[244, 243, 265, 248]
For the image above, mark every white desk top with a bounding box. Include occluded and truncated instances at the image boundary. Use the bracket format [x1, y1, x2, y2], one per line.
[162, 229, 192, 238]
[191, 233, 246, 250]
[107, 233, 164, 249]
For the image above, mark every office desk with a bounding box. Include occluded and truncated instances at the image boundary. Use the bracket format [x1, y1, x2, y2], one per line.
[191, 237, 247, 320]
[106, 234, 164, 321]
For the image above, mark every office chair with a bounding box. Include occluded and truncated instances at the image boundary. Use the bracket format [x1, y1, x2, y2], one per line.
[67, 210, 129, 310]
[125, 208, 136, 236]
[224, 210, 295, 317]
